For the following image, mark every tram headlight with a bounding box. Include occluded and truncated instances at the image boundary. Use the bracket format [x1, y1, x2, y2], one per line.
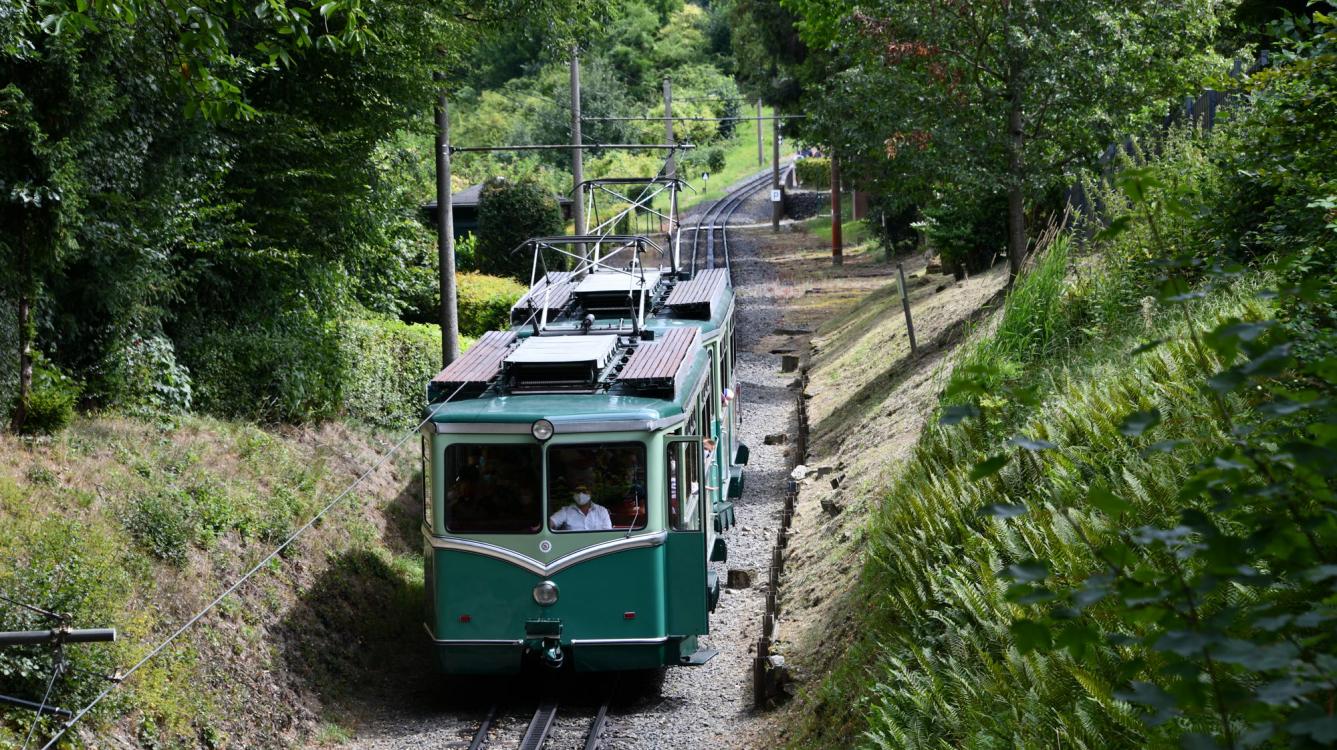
[531, 419, 555, 441]
[533, 580, 559, 607]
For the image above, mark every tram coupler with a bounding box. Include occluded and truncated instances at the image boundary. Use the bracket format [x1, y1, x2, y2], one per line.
[524, 619, 564, 670]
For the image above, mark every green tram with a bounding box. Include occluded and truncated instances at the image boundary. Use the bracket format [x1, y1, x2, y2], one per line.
[420, 233, 746, 674]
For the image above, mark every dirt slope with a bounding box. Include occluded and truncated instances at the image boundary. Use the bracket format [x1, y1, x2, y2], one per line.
[743, 233, 1007, 745]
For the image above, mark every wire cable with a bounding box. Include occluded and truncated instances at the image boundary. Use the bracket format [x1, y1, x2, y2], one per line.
[0, 593, 63, 622]
[22, 652, 63, 750]
[37, 381, 470, 750]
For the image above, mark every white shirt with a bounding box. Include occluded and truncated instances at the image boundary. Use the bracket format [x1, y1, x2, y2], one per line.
[549, 503, 612, 531]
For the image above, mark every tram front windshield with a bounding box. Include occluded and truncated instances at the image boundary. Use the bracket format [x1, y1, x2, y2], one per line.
[444, 444, 542, 533]
[547, 443, 648, 532]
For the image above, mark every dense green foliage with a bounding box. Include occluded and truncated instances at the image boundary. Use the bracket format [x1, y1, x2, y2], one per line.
[792, 11, 1337, 748]
[456, 273, 529, 336]
[476, 178, 567, 282]
[738, 0, 1227, 273]
[793, 157, 830, 189]
[186, 314, 459, 426]
[0, 0, 749, 432]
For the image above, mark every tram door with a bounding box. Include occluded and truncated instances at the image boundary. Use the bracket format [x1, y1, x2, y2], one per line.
[665, 435, 708, 635]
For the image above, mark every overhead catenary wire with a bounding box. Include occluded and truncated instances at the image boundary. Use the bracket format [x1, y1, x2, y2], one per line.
[582, 115, 807, 123]
[449, 143, 694, 154]
[35, 380, 472, 750]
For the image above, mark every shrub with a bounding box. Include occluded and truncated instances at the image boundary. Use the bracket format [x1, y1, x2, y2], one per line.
[99, 333, 194, 416]
[866, 194, 920, 259]
[182, 309, 343, 423]
[795, 157, 831, 188]
[123, 491, 195, 565]
[183, 308, 465, 427]
[335, 317, 442, 426]
[923, 189, 1008, 274]
[457, 272, 527, 337]
[16, 355, 81, 435]
[706, 147, 727, 174]
[476, 177, 564, 282]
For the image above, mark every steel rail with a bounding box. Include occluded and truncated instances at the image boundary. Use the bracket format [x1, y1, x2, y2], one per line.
[468, 703, 498, 750]
[687, 168, 774, 275]
[517, 698, 559, 750]
[582, 692, 613, 750]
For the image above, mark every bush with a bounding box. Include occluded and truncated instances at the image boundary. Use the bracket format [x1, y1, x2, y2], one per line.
[185, 311, 458, 426]
[706, 147, 727, 174]
[476, 177, 564, 282]
[457, 272, 527, 337]
[336, 317, 442, 426]
[923, 189, 1008, 274]
[795, 157, 831, 188]
[183, 309, 343, 423]
[16, 355, 81, 435]
[98, 333, 194, 416]
[123, 490, 195, 565]
[865, 194, 920, 259]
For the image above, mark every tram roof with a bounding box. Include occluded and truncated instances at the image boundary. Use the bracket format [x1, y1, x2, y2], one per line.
[425, 346, 709, 430]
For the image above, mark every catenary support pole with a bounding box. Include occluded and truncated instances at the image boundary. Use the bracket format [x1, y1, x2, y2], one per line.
[831, 153, 843, 265]
[435, 82, 459, 365]
[771, 113, 781, 232]
[663, 77, 675, 179]
[756, 99, 764, 167]
[570, 47, 586, 263]
[897, 262, 918, 355]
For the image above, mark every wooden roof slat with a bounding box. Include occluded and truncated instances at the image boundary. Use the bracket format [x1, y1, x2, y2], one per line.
[665, 268, 729, 309]
[432, 330, 516, 386]
[619, 328, 698, 383]
[512, 271, 576, 316]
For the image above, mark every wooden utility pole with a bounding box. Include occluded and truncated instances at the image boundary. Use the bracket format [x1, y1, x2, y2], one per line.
[831, 153, 843, 265]
[663, 78, 675, 179]
[771, 114, 781, 232]
[756, 99, 764, 167]
[570, 47, 586, 266]
[570, 47, 585, 238]
[434, 81, 459, 365]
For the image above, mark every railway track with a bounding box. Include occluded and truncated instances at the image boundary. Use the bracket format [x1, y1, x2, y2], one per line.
[686, 165, 789, 277]
[466, 690, 612, 750]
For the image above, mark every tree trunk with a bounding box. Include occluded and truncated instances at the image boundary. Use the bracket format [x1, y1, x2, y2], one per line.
[1006, 74, 1027, 284]
[10, 230, 32, 433]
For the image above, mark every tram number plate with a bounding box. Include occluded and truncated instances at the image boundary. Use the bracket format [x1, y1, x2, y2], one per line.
[769, 189, 782, 203]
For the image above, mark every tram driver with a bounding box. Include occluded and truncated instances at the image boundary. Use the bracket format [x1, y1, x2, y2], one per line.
[549, 483, 613, 531]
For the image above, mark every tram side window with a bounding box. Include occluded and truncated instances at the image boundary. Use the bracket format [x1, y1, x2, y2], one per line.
[547, 443, 648, 532]
[667, 440, 702, 531]
[443, 444, 542, 534]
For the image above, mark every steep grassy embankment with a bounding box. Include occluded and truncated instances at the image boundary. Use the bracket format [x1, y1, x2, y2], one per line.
[782, 240, 1275, 748]
[0, 416, 427, 748]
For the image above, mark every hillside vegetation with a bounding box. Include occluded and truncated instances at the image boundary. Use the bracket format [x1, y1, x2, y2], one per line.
[783, 14, 1337, 748]
[0, 417, 425, 747]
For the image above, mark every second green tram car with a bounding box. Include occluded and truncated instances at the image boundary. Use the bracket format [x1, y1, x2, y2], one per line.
[421, 239, 746, 674]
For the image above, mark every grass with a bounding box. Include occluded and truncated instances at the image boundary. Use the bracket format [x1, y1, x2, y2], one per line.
[0, 416, 425, 747]
[785, 237, 1273, 749]
[803, 214, 871, 249]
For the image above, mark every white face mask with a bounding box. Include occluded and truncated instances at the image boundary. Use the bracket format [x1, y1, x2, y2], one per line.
[575, 492, 591, 506]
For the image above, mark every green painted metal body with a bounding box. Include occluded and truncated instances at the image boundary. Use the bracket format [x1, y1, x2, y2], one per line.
[420, 280, 745, 674]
